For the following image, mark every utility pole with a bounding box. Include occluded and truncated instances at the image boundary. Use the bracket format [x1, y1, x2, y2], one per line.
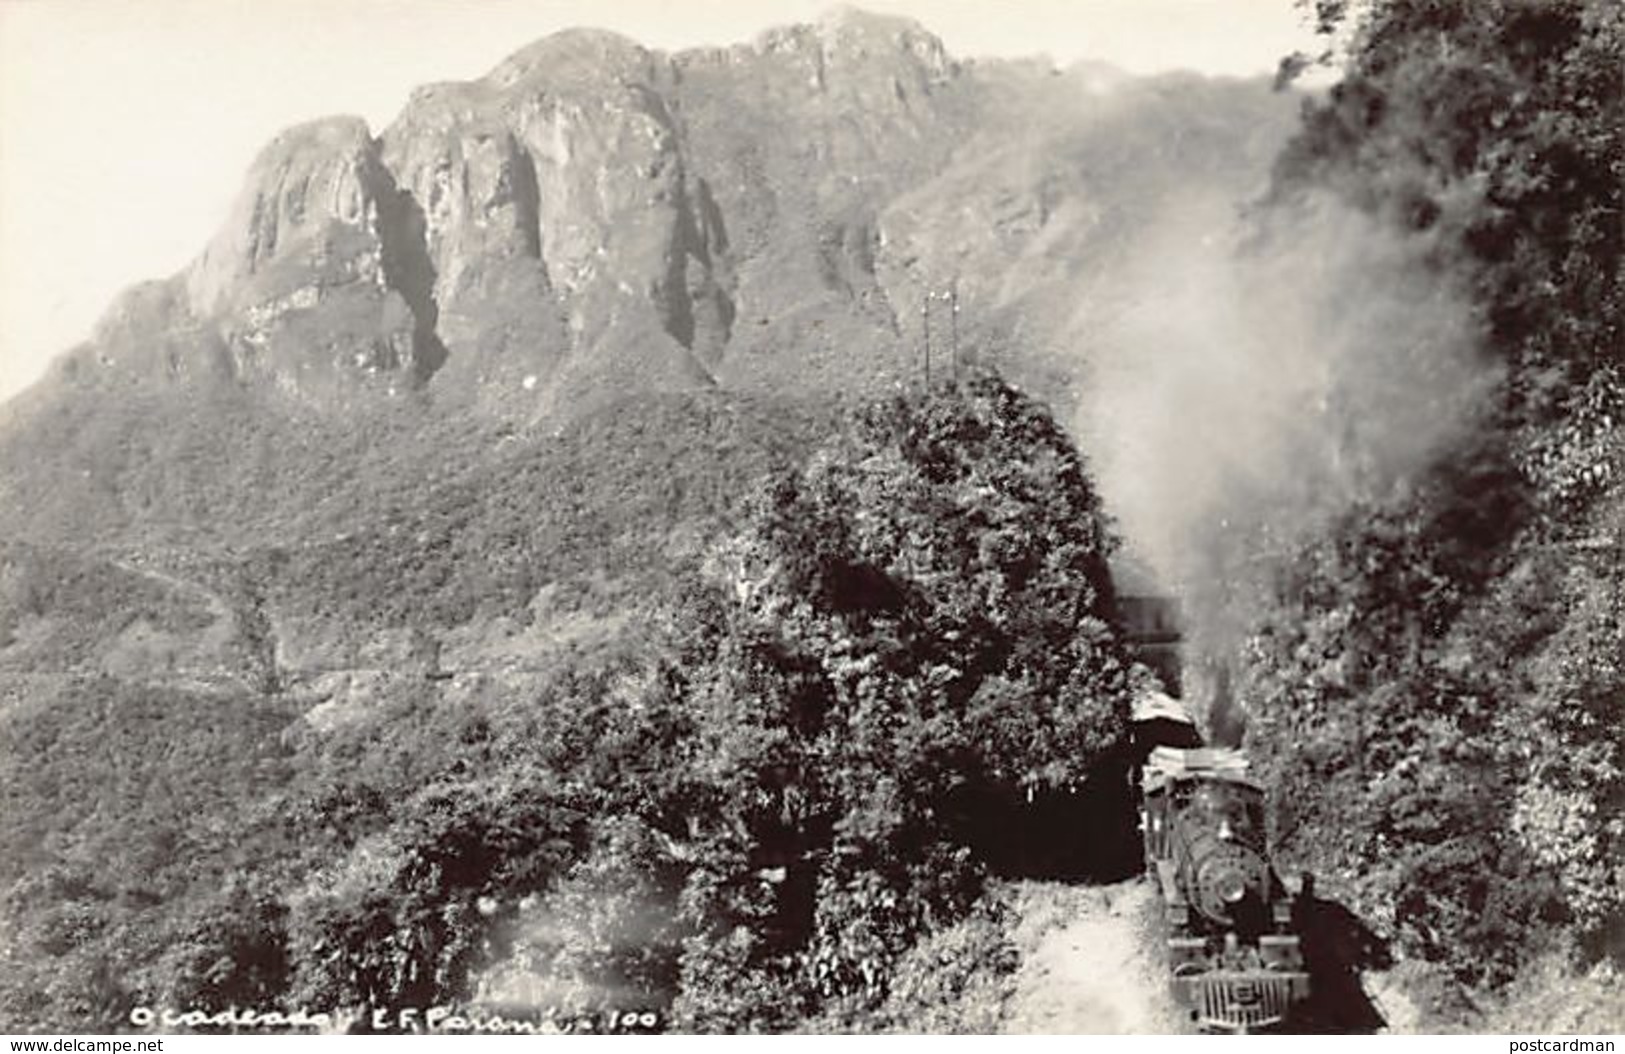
[921, 282, 962, 388]
[920, 293, 932, 388]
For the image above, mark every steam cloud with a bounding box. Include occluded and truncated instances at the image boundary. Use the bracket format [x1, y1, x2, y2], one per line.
[1076, 189, 1497, 719]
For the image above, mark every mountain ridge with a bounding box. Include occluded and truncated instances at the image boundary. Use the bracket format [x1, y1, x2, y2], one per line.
[14, 9, 1295, 426]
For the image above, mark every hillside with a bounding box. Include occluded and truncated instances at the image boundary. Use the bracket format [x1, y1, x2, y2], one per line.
[0, 375, 1140, 1033]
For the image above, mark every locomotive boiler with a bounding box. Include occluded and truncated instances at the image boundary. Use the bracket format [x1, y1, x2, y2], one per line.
[1141, 746, 1310, 1033]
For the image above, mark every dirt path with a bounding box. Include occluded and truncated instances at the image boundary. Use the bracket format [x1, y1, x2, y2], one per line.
[1002, 879, 1185, 1034]
[102, 553, 257, 689]
[108, 555, 234, 626]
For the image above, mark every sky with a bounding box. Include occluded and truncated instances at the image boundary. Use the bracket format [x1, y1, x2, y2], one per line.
[0, 0, 1320, 403]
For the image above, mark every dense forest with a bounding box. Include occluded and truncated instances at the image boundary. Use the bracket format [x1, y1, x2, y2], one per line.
[1228, 0, 1623, 1024]
[0, 378, 1136, 1032]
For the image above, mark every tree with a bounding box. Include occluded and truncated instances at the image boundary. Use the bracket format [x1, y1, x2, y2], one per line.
[672, 374, 1136, 1024]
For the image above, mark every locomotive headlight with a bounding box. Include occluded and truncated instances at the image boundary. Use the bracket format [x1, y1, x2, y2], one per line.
[1214, 868, 1247, 904]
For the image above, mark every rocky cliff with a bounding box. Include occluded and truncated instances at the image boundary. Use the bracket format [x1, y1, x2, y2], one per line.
[27, 8, 1296, 427]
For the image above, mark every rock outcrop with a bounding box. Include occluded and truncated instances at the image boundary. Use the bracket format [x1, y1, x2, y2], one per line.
[18, 8, 1298, 426]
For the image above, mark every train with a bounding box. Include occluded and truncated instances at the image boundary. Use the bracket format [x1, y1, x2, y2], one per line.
[1115, 564, 1314, 1032]
[1140, 743, 1311, 1033]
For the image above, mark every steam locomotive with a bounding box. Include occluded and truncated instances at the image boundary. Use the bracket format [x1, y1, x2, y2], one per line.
[1141, 745, 1311, 1033]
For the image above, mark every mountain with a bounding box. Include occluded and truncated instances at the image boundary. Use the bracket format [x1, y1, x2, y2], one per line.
[0, 2, 1304, 856]
[0, 9, 1297, 545]
[0, 4, 1300, 818]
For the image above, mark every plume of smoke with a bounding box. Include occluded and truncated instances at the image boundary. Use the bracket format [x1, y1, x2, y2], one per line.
[1076, 189, 1497, 720]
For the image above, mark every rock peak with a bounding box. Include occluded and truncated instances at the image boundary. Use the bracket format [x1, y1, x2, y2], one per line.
[814, 4, 935, 40]
[754, 5, 952, 81]
[253, 115, 374, 161]
[485, 27, 654, 90]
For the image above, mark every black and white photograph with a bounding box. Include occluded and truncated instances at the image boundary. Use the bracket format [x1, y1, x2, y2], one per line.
[0, 0, 1619, 1037]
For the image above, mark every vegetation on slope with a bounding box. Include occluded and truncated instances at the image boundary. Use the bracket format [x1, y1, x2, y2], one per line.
[1235, 0, 1623, 1010]
[0, 377, 1132, 1033]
